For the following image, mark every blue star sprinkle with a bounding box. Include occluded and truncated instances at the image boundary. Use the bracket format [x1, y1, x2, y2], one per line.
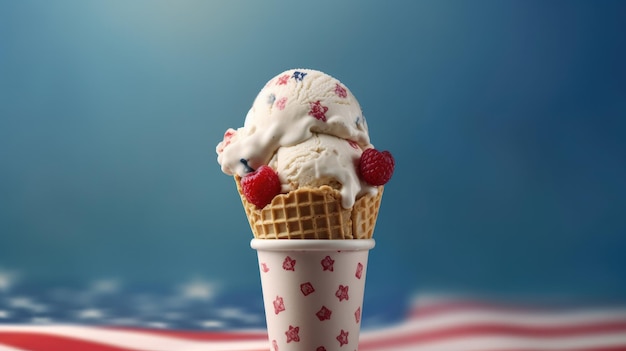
[292, 71, 307, 82]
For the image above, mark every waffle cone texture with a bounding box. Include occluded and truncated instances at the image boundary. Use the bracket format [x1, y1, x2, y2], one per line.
[235, 176, 383, 239]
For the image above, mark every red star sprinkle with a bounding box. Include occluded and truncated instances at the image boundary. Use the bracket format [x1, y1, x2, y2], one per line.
[282, 256, 296, 271]
[272, 339, 279, 351]
[261, 263, 270, 273]
[275, 97, 287, 110]
[316, 305, 332, 321]
[321, 256, 335, 271]
[309, 100, 329, 122]
[355, 262, 364, 279]
[355, 307, 361, 323]
[273, 296, 286, 315]
[317, 347, 327, 351]
[277, 74, 289, 85]
[285, 325, 300, 343]
[336, 329, 349, 347]
[217, 129, 236, 153]
[335, 285, 349, 301]
[335, 83, 347, 98]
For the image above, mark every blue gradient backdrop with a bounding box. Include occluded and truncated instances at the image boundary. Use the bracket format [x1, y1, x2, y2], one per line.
[1, 1, 625, 301]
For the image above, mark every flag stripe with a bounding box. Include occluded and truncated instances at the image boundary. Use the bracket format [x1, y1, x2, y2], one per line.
[0, 333, 139, 351]
[2, 298, 626, 351]
[103, 327, 268, 341]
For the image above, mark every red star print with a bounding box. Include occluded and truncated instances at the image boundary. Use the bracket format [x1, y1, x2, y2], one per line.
[273, 296, 285, 315]
[277, 74, 289, 85]
[316, 305, 332, 321]
[272, 339, 279, 351]
[336, 329, 349, 347]
[282, 256, 296, 271]
[275, 97, 287, 110]
[309, 100, 328, 122]
[335, 83, 347, 98]
[335, 285, 349, 301]
[355, 262, 364, 279]
[321, 255, 335, 271]
[355, 307, 361, 323]
[300, 282, 315, 296]
[285, 325, 300, 343]
[316, 347, 327, 351]
[261, 263, 269, 273]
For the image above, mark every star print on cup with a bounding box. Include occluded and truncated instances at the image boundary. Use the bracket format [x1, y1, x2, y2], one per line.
[272, 340, 279, 351]
[355, 306, 361, 323]
[285, 325, 300, 343]
[300, 282, 315, 296]
[335, 284, 349, 301]
[356, 262, 364, 279]
[321, 256, 334, 271]
[273, 296, 285, 315]
[261, 263, 270, 273]
[316, 305, 332, 321]
[316, 347, 327, 351]
[282, 256, 296, 271]
[336, 329, 349, 346]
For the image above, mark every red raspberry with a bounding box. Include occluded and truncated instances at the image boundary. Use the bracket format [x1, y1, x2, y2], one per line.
[359, 148, 395, 186]
[240, 165, 281, 208]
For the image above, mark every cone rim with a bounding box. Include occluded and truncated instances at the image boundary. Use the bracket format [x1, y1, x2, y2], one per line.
[251, 238, 375, 251]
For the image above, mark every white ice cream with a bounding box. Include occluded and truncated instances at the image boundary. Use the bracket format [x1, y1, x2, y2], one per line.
[217, 69, 376, 208]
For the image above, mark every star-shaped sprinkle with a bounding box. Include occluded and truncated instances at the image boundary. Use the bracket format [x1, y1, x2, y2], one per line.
[276, 97, 288, 110]
[267, 93, 276, 104]
[335, 285, 349, 301]
[282, 256, 296, 271]
[261, 263, 270, 273]
[300, 282, 315, 296]
[355, 307, 361, 323]
[273, 296, 285, 315]
[277, 74, 290, 85]
[335, 83, 347, 98]
[316, 306, 332, 321]
[336, 329, 349, 347]
[272, 340, 279, 351]
[355, 262, 364, 279]
[286, 325, 300, 343]
[292, 71, 307, 81]
[309, 100, 329, 122]
[216, 129, 236, 153]
[321, 256, 335, 271]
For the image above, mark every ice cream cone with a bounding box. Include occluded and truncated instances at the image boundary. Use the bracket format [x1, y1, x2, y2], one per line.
[235, 176, 383, 239]
[251, 239, 375, 351]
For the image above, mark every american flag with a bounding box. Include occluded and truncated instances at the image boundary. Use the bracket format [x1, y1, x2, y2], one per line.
[1, 270, 626, 351]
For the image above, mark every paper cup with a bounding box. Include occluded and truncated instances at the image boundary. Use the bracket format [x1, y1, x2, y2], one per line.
[251, 239, 375, 351]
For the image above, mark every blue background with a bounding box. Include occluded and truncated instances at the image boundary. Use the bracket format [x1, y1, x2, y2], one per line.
[1, 0, 625, 304]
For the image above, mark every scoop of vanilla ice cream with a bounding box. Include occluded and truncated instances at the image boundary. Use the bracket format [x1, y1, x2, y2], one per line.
[269, 133, 375, 208]
[217, 69, 371, 176]
[217, 68, 376, 208]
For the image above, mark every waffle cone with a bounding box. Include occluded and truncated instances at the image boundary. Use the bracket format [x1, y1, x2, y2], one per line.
[235, 176, 383, 239]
